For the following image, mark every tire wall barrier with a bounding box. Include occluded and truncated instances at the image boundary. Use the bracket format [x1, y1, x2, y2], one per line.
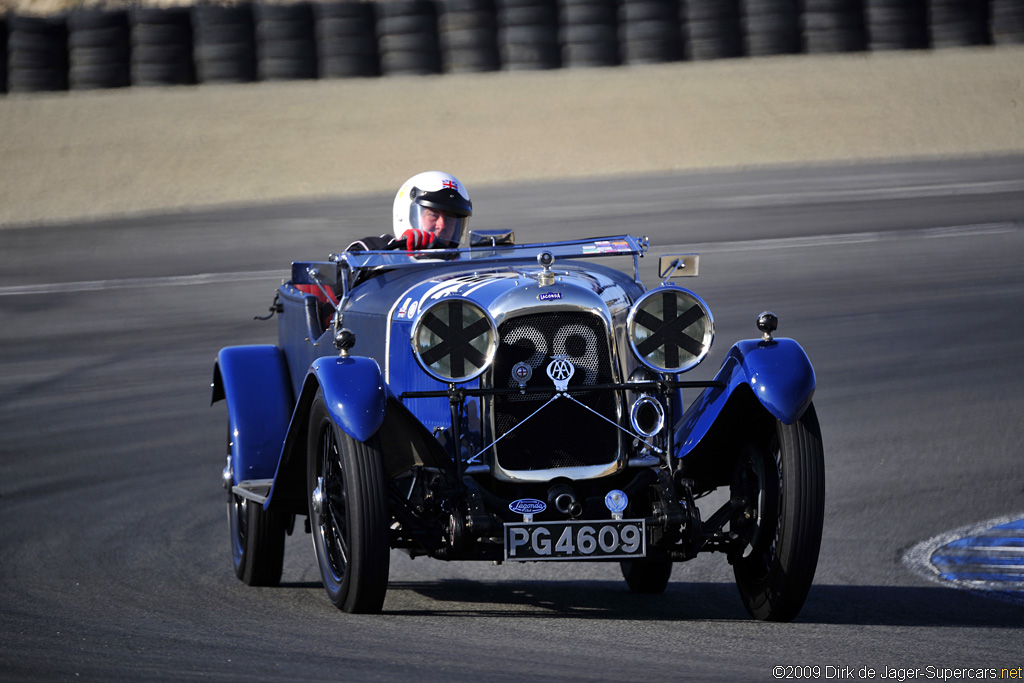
[3, 0, 1023, 93]
[1, 16, 7, 92]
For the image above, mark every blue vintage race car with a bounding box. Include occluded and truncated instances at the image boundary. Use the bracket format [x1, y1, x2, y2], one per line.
[212, 232, 824, 621]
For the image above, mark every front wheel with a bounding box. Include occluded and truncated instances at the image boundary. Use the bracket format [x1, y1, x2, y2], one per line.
[307, 391, 390, 613]
[731, 403, 825, 621]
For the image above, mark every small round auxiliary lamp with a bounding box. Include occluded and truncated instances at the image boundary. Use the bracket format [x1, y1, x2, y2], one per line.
[334, 328, 356, 356]
[757, 311, 778, 342]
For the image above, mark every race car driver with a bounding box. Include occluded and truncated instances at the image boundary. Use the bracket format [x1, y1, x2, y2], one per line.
[294, 171, 473, 324]
[347, 171, 473, 252]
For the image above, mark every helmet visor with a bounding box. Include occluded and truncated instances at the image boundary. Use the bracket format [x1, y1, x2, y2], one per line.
[409, 203, 469, 248]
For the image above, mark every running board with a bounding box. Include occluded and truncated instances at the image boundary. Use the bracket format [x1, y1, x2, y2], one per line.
[232, 479, 273, 505]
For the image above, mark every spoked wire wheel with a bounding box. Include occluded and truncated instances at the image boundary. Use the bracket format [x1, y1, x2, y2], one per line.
[730, 403, 825, 621]
[307, 391, 390, 613]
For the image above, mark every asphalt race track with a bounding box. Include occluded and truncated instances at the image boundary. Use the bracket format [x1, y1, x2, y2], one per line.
[1, 156, 1023, 681]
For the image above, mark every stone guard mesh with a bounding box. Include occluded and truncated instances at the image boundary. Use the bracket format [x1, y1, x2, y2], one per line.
[491, 312, 618, 471]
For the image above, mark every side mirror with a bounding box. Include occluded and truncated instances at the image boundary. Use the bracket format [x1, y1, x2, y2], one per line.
[658, 254, 700, 283]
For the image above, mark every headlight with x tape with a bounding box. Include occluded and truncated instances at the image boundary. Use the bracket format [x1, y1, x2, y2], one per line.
[412, 298, 499, 383]
[627, 286, 714, 374]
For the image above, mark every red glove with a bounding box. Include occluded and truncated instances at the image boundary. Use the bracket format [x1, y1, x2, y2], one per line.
[402, 228, 434, 250]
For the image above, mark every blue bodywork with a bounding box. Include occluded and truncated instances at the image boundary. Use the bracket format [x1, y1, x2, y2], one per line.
[212, 345, 294, 484]
[307, 355, 388, 443]
[674, 338, 815, 460]
[213, 234, 816, 507]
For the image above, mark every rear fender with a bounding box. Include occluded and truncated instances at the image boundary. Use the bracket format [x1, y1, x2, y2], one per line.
[212, 345, 294, 483]
[675, 338, 815, 460]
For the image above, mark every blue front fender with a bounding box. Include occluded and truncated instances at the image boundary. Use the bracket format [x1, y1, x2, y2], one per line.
[212, 345, 294, 483]
[308, 355, 388, 443]
[675, 338, 815, 459]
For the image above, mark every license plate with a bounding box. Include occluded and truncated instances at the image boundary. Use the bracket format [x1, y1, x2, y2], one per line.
[504, 519, 646, 561]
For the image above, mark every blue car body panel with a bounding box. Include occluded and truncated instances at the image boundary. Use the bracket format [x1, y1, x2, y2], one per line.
[674, 337, 815, 460]
[214, 345, 295, 483]
[308, 355, 389, 443]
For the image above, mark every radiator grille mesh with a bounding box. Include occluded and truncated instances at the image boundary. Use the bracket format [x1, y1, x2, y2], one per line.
[491, 312, 618, 470]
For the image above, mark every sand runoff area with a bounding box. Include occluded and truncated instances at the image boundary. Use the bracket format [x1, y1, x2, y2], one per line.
[0, 45, 1022, 227]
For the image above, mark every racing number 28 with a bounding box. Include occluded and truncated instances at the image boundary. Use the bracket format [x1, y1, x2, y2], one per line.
[508, 524, 643, 557]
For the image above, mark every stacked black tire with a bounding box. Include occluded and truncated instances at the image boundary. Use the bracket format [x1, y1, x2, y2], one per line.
[560, 0, 620, 67]
[1, 16, 7, 94]
[7, 15, 68, 92]
[68, 9, 131, 90]
[802, 0, 868, 53]
[865, 0, 929, 49]
[192, 4, 257, 83]
[255, 3, 317, 80]
[4, 0, 1024, 96]
[377, 0, 442, 75]
[618, 0, 682, 64]
[927, 0, 990, 47]
[992, 0, 1024, 43]
[683, 0, 744, 60]
[497, 0, 561, 69]
[439, 0, 501, 72]
[131, 7, 196, 86]
[742, 0, 802, 56]
[314, 1, 380, 78]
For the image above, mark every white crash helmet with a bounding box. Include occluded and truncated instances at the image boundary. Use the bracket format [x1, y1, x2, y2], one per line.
[392, 171, 473, 249]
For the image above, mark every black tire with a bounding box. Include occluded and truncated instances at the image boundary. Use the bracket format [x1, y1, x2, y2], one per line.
[498, 0, 560, 68]
[307, 392, 390, 614]
[226, 425, 286, 586]
[621, 37, 682, 62]
[130, 7, 195, 86]
[620, 0, 678, 23]
[255, 2, 317, 80]
[192, 4, 257, 83]
[132, 61, 196, 85]
[377, 0, 441, 75]
[742, 0, 802, 55]
[865, 0, 928, 49]
[441, 14, 501, 72]
[992, 0, 1024, 44]
[7, 14, 69, 93]
[560, 0, 620, 67]
[684, 0, 744, 59]
[620, 559, 673, 593]
[731, 403, 825, 622]
[1, 17, 7, 94]
[444, 49, 502, 70]
[70, 62, 132, 89]
[316, 2, 380, 77]
[228, 494, 287, 585]
[802, 0, 868, 53]
[927, 0, 990, 47]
